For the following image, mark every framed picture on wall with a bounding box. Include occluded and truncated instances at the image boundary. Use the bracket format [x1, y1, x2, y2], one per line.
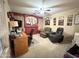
[58, 20, 64, 26]
[67, 15, 73, 26]
[45, 20, 50, 25]
[58, 16, 64, 26]
[53, 18, 56, 25]
[75, 14, 79, 25]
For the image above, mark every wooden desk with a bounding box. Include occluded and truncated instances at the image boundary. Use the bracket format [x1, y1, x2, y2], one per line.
[9, 32, 28, 57]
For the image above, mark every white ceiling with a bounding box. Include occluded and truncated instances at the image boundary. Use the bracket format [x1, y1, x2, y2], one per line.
[8, 0, 79, 17]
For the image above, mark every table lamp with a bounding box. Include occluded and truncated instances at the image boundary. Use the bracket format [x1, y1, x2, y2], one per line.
[9, 21, 18, 32]
[10, 21, 18, 27]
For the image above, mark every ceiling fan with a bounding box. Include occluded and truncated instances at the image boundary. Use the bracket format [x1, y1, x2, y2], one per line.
[33, 0, 52, 16]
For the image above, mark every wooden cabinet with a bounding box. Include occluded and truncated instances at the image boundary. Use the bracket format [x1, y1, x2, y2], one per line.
[9, 32, 28, 57]
[25, 16, 38, 34]
[25, 26, 38, 34]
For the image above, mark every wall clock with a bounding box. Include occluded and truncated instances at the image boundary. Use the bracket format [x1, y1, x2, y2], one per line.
[25, 16, 37, 25]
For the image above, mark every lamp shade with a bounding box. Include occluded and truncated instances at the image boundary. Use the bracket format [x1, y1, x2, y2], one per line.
[10, 21, 18, 27]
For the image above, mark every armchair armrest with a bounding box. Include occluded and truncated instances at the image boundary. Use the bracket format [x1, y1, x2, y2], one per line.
[49, 32, 56, 34]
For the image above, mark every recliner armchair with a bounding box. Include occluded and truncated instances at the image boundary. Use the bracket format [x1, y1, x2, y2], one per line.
[48, 27, 64, 43]
[40, 27, 52, 38]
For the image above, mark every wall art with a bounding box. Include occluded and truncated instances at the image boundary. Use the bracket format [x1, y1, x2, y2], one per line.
[75, 14, 79, 25]
[67, 15, 73, 26]
[53, 18, 56, 25]
[58, 16, 64, 26]
[45, 20, 50, 25]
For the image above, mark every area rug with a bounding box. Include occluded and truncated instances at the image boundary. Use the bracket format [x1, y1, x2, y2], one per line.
[30, 38, 40, 47]
[19, 34, 72, 58]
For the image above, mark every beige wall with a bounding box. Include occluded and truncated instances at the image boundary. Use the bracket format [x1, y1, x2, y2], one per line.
[1, 0, 10, 48]
[43, 8, 79, 40]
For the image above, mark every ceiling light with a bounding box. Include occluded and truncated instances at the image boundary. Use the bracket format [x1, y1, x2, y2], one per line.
[46, 9, 51, 11]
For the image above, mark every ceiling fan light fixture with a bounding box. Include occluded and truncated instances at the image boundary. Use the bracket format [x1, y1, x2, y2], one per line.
[46, 9, 51, 11]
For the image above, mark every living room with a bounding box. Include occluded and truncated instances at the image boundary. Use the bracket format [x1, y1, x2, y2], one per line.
[0, 0, 79, 58]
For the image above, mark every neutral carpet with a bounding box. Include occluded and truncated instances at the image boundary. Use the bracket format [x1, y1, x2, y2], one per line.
[19, 34, 72, 58]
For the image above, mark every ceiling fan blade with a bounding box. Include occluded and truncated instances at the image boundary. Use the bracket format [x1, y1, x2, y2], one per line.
[48, 3, 67, 8]
[48, 1, 79, 8]
[8, 0, 38, 8]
